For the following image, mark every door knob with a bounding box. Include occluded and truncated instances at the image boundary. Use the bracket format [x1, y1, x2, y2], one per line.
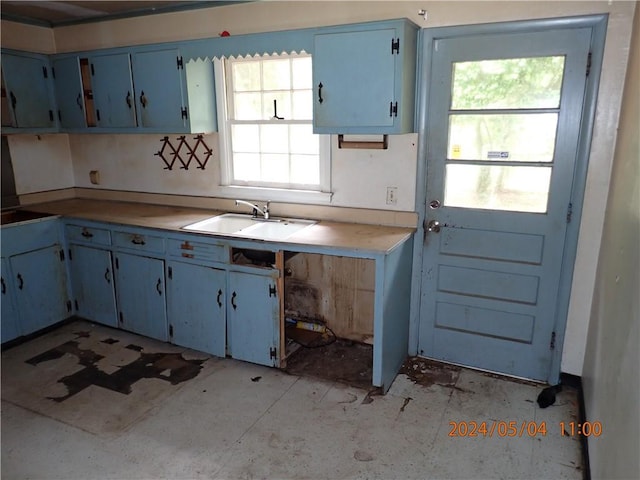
[427, 220, 441, 233]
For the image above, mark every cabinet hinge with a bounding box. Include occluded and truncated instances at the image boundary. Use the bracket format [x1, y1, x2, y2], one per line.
[49, 110, 54, 122]
[391, 38, 400, 54]
[566, 202, 573, 223]
[42, 66, 48, 78]
[59, 249, 65, 261]
[169, 324, 174, 337]
[74, 299, 79, 311]
[270, 347, 277, 360]
[96, 109, 101, 122]
[389, 101, 398, 118]
[66, 300, 72, 313]
[115, 257, 119, 269]
[91, 63, 95, 76]
[58, 110, 62, 122]
[550, 331, 556, 350]
[586, 52, 592, 77]
[119, 311, 124, 324]
[181, 107, 188, 120]
[177, 56, 184, 69]
[168, 266, 173, 279]
[268, 284, 277, 297]
[52, 67, 56, 79]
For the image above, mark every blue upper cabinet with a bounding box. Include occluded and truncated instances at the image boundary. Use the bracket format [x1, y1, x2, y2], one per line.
[312, 20, 418, 134]
[1, 50, 57, 132]
[52, 56, 86, 130]
[90, 53, 137, 128]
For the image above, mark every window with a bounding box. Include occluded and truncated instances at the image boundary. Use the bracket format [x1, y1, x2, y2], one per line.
[217, 54, 330, 200]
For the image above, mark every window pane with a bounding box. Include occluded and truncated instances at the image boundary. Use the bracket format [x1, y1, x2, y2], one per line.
[292, 57, 312, 89]
[292, 90, 312, 119]
[263, 92, 291, 120]
[444, 164, 551, 213]
[231, 124, 260, 153]
[290, 125, 318, 154]
[451, 56, 565, 109]
[234, 92, 262, 120]
[448, 113, 558, 162]
[291, 154, 320, 185]
[263, 59, 290, 90]
[261, 124, 289, 153]
[261, 154, 289, 183]
[232, 61, 260, 92]
[233, 153, 261, 182]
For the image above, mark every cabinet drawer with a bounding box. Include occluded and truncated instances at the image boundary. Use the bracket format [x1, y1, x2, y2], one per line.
[66, 224, 111, 246]
[168, 238, 226, 263]
[113, 230, 165, 254]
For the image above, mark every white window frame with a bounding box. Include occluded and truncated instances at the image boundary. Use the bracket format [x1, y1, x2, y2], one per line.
[215, 56, 332, 204]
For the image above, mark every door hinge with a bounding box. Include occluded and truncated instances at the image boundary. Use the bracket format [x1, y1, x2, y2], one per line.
[74, 299, 79, 311]
[42, 66, 48, 78]
[389, 101, 398, 117]
[177, 56, 184, 69]
[181, 107, 188, 120]
[168, 266, 173, 279]
[169, 324, 174, 337]
[566, 202, 573, 223]
[270, 347, 277, 360]
[59, 249, 65, 261]
[391, 38, 400, 54]
[550, 331, 556, 350]
[66, 300, 72, 313]
[586, 52, 592, 77]
[268, 284, 277, 297]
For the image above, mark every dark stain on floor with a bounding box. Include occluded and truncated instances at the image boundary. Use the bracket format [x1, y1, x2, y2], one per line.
[400, 357, 461, 388]
[25, 339, 205, 403]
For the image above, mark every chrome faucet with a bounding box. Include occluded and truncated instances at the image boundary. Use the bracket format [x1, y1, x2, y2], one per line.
[235, 199, 270, 220]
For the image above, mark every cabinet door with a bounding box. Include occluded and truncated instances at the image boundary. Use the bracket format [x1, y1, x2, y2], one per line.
[114, 252, 167, 341]
[228, 271, 279, 367]
[69, 244, 117, 327]
[90, 53, 137, 128]
[11, 245, 69, 335]
[166, 261, 225, 357]
[52, 56, 86, 129]
[313, 28, 396, 131]
[1, 257, 19, 343]
[131, 49, 186, 130]
[1, 52, 56, 128]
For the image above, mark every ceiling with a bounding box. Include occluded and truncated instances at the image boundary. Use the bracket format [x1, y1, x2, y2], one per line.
[1, 1, 249, 28]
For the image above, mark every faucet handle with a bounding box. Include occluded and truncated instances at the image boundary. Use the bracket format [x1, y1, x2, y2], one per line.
[264, 201, 271, 219]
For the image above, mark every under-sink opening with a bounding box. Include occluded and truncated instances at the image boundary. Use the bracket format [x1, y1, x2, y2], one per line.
[230, 247, 276, 268]
[282, 251, 375, 389]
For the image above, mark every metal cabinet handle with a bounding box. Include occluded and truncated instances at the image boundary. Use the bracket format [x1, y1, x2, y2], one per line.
[81, 229, 93, 238]
[231, 291, 237, 310]
[17, 273, 24, 290]
[126, 91, 132, 108]
[156, 278, 162, 295]
[139, 91, 147, 108]
[131, 235, 145, 245]
[1, 277, 5, 294]
[217, 289, 223, 308]
[317, 82, 323, 104]
[104, 268, 111, 283]
[76, 93, 83, 109]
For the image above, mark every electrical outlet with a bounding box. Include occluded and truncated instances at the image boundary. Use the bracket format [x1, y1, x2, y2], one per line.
[386, 186, 398, 205]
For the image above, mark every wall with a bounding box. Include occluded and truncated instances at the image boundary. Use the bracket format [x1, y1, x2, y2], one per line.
[1, 1, 636, 376]
[582, 5, 640, 479]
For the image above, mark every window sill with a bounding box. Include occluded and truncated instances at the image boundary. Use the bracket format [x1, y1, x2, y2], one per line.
[217, 185, 333, 205]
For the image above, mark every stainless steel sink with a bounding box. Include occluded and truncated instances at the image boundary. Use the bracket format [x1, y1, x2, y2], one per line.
[182, 213, 315, 240]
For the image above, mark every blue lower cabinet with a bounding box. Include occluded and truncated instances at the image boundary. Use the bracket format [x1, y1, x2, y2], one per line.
[166, 261, 225, 357]
[114, 252, 168, 342]
[10, 245, 70, 335]
[1, 257, 19, 343]
[69, 244, 117, 327]
[228, 271, 280, 367]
